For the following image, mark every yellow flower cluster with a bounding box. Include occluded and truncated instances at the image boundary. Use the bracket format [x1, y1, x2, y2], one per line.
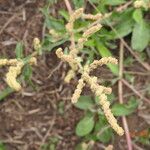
[71, 78, 85, 103]
[83, 24, 102, 38]
[83, 13, 102, 20]
[33, 37, 41, 50]
[56, 48, 78, 70]
[0, 57, 37, 91]
[66, 8, 84, 32]
[0, 59, 18, 66]
[49, 29, 62, 42]
[64, 69, 75, 83]
[56, 8, 124, 136]
[77, 24, 102, 50]
[99, 94, 124, 136]
[6, 61, 24, 91]
[56, 48, 124, 135]
[89, 57, 118, 71]
[105, 145, 113, 150]
[49, 29, 60, 38]
[134, 0, 150, 9]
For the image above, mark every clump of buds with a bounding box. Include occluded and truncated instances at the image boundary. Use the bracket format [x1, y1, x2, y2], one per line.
[56, 8, 124, 136]
[134, 0, 150, 9]
[0, 57, 37, 91]
[105, 145, 113, 150]
[33, 37, 42, 55]
[33, 38, 41, 50]
[6, 61, 24, 91]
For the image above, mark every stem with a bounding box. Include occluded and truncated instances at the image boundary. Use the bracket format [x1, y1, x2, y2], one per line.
[64, 0, 73, 14]
[120, 39, 150, 71]
[119, 41, 133, 150]
[64, 0, 76, 53]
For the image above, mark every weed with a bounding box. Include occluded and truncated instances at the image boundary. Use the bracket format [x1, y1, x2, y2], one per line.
[0, 0, 150, 149]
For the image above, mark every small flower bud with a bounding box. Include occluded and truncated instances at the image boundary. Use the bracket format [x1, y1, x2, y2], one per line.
[64, 70, 75, 83]
[83, 24, 102, 38]
[83, 13, 102, 20]
[33, 37, 41, 51]
[6, 61, 24, 91]
[71, 79, 85, 103]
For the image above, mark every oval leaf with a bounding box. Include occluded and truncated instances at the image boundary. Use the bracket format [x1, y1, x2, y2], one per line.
[95, 115, 113, 143]
[0, 142, 6, 150]
[74, 96, 94, 110]
[104, 0, 125, 6]
[76, 113, 95, 136]
[132, 9, 143, 24]
[15, 42, 24, 59]
[22, 64, 32, 81]
[112, 99, 138, 116]
[111, 18, 134, 39]
[0, 87, 14, 101]
[131, 21, 150, 51]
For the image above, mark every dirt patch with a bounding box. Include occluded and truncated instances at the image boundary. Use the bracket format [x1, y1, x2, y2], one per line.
[0, 1, 150, 150]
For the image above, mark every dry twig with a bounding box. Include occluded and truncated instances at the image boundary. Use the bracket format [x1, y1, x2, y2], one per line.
[122, 79, 150, 104]
[119, 41, 133, 150]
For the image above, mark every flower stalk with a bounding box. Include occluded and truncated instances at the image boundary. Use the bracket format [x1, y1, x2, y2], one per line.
[56, 8, 124, 136]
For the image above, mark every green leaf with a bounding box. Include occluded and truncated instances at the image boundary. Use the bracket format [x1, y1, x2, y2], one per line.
[58, 101, 65, 114]
[131, 21, 150, 51]
[125, 74, 135, 83]
[95, 93, 115, 104]
[105, 8, 134, 39]
[73, 0, 84, 9]
[124, 56, 134, 66]
[41, 7, 65, 31]
[112, 104, 129, 116]
[95, 115, 113, 143]
[104, 0, 125, 6]
[84, 39, 95, 47]
[137, 133, 150, 146]
[15, 42, 24, 59]
[0, 142, 6, 150]
[22, 64, 32, 81]
[43, 14, 65, 31]
[132, 9, 143, 24]
[76, 113, 95, 136]
[0, 87, 14, 101]
[74, 96, 94, 110]
[41, 136, 59, 150]
[42, 33, 68, 51]
[75, 142, 94, 150]
[46, 0, 58, 5]
[75, 143, 85, 150]
[110, 18, 134, 39]
[112, 97, 139, 116]
[96, 42, 119, 76]
[104, 8, 134, 26]
[59, 10, 69, 21]
[96, 126, 113, 143]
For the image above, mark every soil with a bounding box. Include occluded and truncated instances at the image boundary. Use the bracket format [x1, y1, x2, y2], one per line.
[0, 1, 150, 150]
